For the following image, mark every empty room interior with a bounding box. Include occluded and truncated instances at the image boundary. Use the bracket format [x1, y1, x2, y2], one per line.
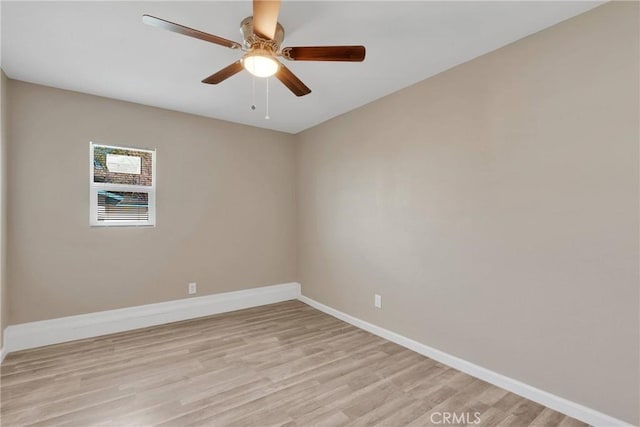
[0, 1, 638, 426]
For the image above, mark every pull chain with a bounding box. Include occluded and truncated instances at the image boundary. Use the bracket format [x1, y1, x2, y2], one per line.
[250, 76, 256, 111]
[265, 77, 270, 120]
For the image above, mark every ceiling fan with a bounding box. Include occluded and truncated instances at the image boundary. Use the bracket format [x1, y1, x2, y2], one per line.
[143, 0, 366, 97]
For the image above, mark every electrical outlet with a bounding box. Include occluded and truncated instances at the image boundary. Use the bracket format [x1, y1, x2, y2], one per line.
[374, 294, 382, 308]
[188, 282, 197, 295]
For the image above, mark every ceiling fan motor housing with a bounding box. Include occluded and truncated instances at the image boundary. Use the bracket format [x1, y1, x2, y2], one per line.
[240, 16, 285, 50]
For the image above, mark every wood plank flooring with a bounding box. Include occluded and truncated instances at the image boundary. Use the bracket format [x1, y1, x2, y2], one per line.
[1, 301, 588, 426]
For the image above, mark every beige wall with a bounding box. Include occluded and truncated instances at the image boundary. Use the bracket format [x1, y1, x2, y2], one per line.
[1, 70, 7, 348]
[296, 2, 639, 424]
[7, 81, 297, 324]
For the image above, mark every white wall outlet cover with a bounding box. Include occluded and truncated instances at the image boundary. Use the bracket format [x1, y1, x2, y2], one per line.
[374, 294, 382, 308]
[188, 282, 197, 294]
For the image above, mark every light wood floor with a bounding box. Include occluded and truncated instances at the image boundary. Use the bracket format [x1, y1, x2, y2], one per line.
[1, 301, 588, 426]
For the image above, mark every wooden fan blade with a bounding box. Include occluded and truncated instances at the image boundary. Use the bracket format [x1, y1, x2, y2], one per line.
[281, 46, 366, 62]
[143, 15, 241, 49]
[253, 0, 281, 40]
[202, 61, 244, 84]
[275, 62, 311, 97]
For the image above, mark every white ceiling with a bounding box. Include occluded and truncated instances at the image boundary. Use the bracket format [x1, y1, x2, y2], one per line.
[1, 1, 603, 134]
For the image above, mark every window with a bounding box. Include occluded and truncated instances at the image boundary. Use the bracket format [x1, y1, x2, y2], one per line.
[90, 142, 156, 226]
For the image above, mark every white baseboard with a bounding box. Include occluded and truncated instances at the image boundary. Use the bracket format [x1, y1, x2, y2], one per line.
[3, 282, 300, 355]
[298, 295, 633, 427]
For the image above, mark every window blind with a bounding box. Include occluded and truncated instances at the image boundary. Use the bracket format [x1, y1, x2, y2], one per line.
[96, 191, 150, 222]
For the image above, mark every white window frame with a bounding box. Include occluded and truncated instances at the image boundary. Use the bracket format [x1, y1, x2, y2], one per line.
[89, 141, 156, 227]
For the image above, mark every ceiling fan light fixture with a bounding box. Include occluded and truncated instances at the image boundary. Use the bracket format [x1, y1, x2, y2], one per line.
[242, 48, 279, 78]
[143, 2, 365, 97]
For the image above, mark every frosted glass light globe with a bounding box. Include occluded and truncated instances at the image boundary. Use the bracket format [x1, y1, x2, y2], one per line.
[243, 53, 279, 78]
